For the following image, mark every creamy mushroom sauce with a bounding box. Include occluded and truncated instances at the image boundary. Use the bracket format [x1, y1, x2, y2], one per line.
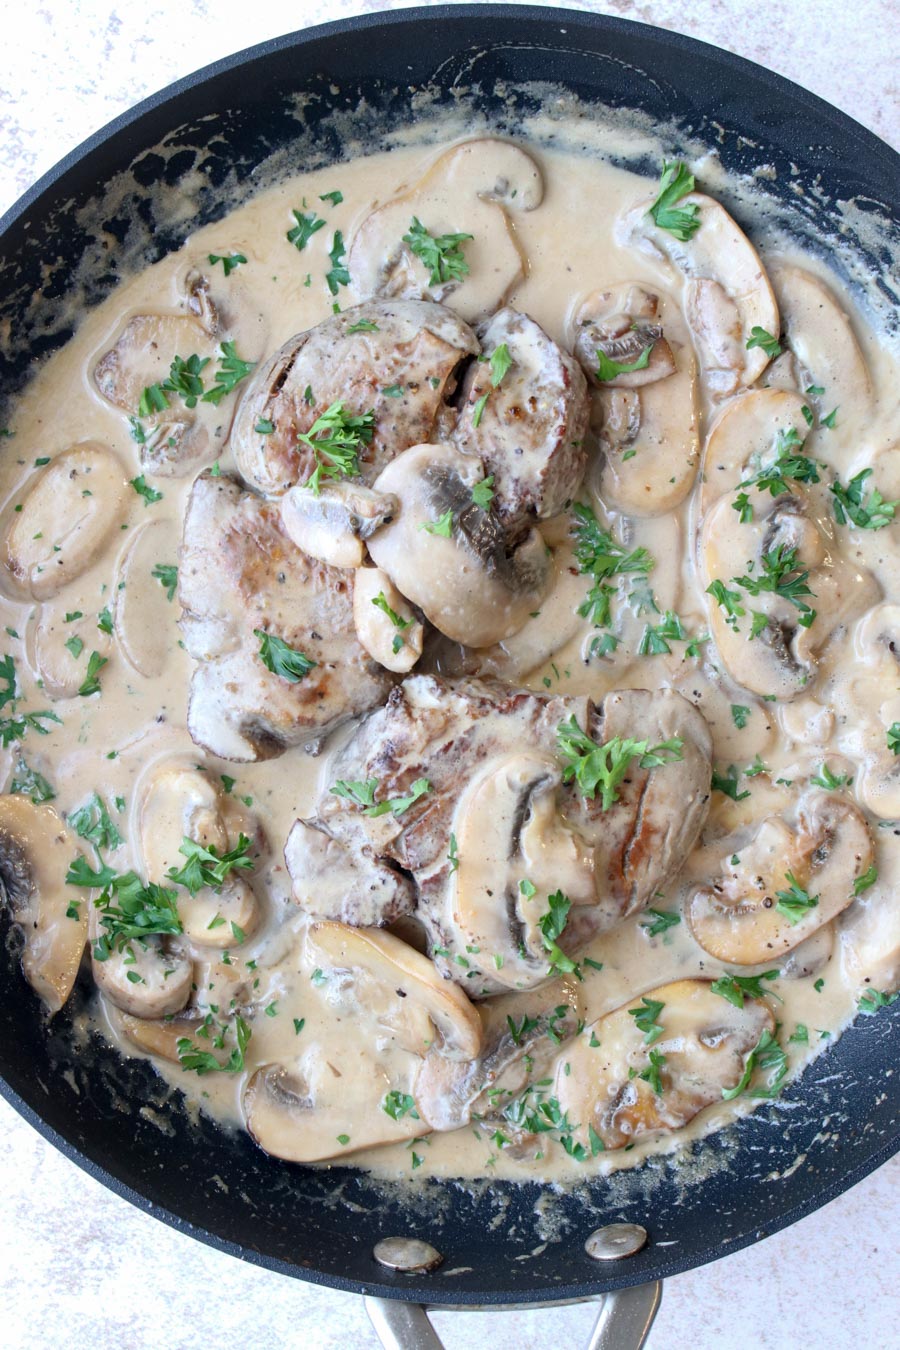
[1, 130, 899, 1186]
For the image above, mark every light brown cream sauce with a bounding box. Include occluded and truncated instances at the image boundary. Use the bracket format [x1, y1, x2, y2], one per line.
[3, 130, 899, 1184]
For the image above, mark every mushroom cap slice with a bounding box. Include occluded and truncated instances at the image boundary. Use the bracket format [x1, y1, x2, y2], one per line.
[138, 763, 258, 948]
[1, 443, 128, 602]
[243, 1057, 423, 1164]
[114, 516, 181, 679]
[348, 139, 543, 321]
[0, 796, 87, 1013]
[352, 566, 424, 674]
[443, 751, 596, 992]
[366, 442, 552, 648]
[698, 387, 810, 517]
[771, 264, 873, 438]
[553, 979, 774, 1151]
[575, 284, 699, 517]
[452, 307, 589, 527]
[89, 915, 193, 1019]
[414, 978, 584, 1131]
[617, 191, 779, 394]
[280, 481, 399, 569]
[308, 921, 482, 1061]
[230, 299, 478, 497]
[25, 602, 113, 700]
[833, 604, 900, 818]
[687, 793, 874, 965]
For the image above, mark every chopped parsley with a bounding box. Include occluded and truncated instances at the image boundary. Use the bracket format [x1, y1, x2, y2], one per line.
[325, 231, 350, 294]
[723, 1027, 788, 1100]
[254, 630, 317, 683]
[208, 252, 247, 276]
[538, 890, 581, 979]
[166, 834, 254, 895]
[647, 160, 700, 241]
[151, 563, 178, 602]
[830, 469, 899, 531]
[130, 475, 163, 506]
[403, 216, 473, 286]
[77, 651, 108, 698]
[382, 1091, 419, 1121]
[640, 908, 681, 937]
[731, 705, 751, 729]
[69, 792, 122, 855]
[330, 776, 431, 817]
[628, 996, 665, 1045]
[421, 507, 454, 537]
[745, 326, 782, 358]
[9, 756, 55, 805]
[595, 345, 652, 382]
[177, 1015, 251, 1075]
[471, 475, 495, 509]
[201, 342, 255, 406]
[774, 873, 819, 925]
[858, 988, 899, 1016]
[298, 399, 375, 494]
[557, 715, 683, 809]
[711, 765, 750, 802]
[471, 343, 512, 427]
[888, 723, 900, 755]
[287, 210, 325, 251]
[710, 970, 780, 1008]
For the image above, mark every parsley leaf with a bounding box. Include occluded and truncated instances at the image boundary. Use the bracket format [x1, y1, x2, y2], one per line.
[91, 871, 182, 958]
[888, 723, 900, 755]
[77, 651, 107, 698]
[166, 834, 254, 895]
[471, 476, 495, 509]
[595, 345, 652, 382]
[382, 1091, 419, 1121]
[208, 252, 247, 276]
[745, 326, 782, 358]
[69, 792, 122, 854]
[298, 399, 375, 495]
[638, 610, 687, 655]
[161, 353, 209, 407]
[830, 469, 899, 531]
[201, 342, 255, 406]
[177, 1015, 251, 1075]
[858, 988, 899, 1016]
[710, 970, 780, 1008]
[647, 160, 700, 241]
[9, 756, 55, 805]
[711, 764, 750, 802]
[557, 716, 683, 809]
[774, 872, 819, 924]
[723, 1026, 788, 1100]
[421, 507, 454, 537]
[330, 776, 431, 817]
[638, 1047, 667, 1095]
[628, 996, 665, 1045]
[403, 216, 473, 286]
[325, 231, 350, 294]
[731, 705, 751, 729]
[130, 475, 163, 506]
[640, 908, 681, 937]
[538, 890, 581, 979]
[254, 630, 316, 683]
[287, 210, 325, 251]
[151, 563, 178, 602]
[810, 762, 851, 789]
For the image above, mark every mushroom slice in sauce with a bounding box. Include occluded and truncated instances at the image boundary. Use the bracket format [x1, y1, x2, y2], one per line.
[452, 307, 589, 528]
[280, 481, 399, 569]
[701, 490, 879, 701]
[617, 191, 779, 396]
[414, 978, 585, 1131]
[550, 979, 774, 1151]
[771, 264, 873, 437]
[366, 442, 552, 648]
[442, 751, 596, 992]
[687, 793, 874, 965]
[573, 284, 699, 517]
[178, 472, 394, 760]
[138, 764, 259, 948]
[230, 299, 478, 497]
[243, 1056, 424, 1165]
[833, 604, 900, 819]
[114, 516, 181, 679]
[0, 443, 128, 602]
[89, 905, 193, 1019]
[698, 387, 810, 517]
[25, 602, 113, 700]
[352, 566, 424, 674]
[0, 796, 87, 1013]
[308, 921, 482, 1061]
[348, 138, 543, 321]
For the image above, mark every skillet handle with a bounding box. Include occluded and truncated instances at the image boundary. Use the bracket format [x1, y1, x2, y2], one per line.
[364, 1280, 662, 1350]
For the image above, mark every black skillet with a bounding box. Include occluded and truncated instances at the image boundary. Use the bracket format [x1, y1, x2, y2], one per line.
[0, 7, 898, 1347]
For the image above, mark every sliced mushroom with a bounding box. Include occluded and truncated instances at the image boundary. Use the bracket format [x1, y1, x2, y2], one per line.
[139, 764, 258, 947]
[285, 818, 417, 927]
[617, 190, 779, 396]
[230, 300, 478, 498]
[436, 751, 595, 993]
[415, 979, 585, 1131]
[1, 443, 128, 602]
[352, 566, 423, 674]
[574, 284, 699, 516]
[834, 604, 900, 818]
[25, 602, 113, 700]
[90, 908, 193, 1019]
[114, 516, 181, 679]
[771, 264, 873, 436]
[839, 838, 900, 995]
[551, 979, 774, 1151]
[118, 956, 251, 1060]
[308, 921, 482, 1061]
[280, 481, 399, 569]
[687, 793, 873, 965]
[698, 387, 810, 516]
[367, 442, 552, 647]
[0, 796, 87, 1013]
[572, 283, 677, 388]
[244, 1055, 423, 1164]
[779, 923, 834, 979]
[452, 307, 589, 527]
[348, 139, 543, 320]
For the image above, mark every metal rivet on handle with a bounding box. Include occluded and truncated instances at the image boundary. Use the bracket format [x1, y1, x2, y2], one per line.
[373, 1236, 444, 1273]
[584, 1222, 648, 1261]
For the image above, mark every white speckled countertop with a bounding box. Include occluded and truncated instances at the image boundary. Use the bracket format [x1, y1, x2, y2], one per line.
[1, 3, 898, 1347]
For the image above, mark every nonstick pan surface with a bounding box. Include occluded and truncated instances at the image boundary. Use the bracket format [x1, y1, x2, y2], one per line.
[0, 4, 898, 1308]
